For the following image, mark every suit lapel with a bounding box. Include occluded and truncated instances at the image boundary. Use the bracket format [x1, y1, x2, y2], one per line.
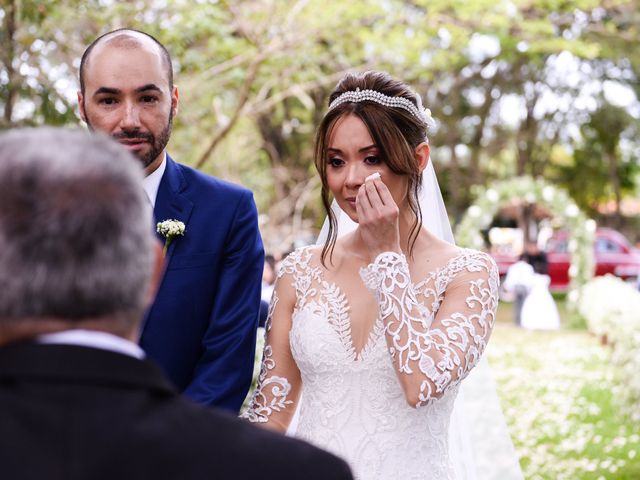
[154, 155, 194, 264]
[142, 155, 194, 337]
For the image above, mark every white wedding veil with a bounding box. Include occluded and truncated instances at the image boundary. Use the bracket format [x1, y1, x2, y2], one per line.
[310, 159, 523, 480]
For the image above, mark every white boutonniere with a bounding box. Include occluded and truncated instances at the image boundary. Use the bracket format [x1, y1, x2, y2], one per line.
[156, 219, 186, 256]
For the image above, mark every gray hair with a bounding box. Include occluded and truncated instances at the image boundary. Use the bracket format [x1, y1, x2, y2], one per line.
[0, 128, 155, 323]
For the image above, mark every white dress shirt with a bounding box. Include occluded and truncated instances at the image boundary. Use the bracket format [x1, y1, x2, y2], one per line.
[142, 153, 167, 207]
[37, 329, 145, 359]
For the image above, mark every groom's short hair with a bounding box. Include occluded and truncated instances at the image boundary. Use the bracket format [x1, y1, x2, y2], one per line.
[79, 28, 173, 94]
[0, 128, 155, 324]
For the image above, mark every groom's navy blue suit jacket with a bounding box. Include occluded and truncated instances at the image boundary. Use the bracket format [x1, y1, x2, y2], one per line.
[140, 155, 264, 412]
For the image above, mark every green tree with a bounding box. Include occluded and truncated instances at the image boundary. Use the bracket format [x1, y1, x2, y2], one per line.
[2, 0, 638, 246]
[555, 101, 639, 225]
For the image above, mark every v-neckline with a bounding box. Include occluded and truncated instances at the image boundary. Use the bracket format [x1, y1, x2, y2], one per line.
[295, 246, 469, 363]
[316, 277, 384, 362]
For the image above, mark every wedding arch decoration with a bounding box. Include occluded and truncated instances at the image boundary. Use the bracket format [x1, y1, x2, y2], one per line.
[454, 175, 595, 296]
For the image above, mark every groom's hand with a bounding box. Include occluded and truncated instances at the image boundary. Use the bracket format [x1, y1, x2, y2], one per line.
[356, 175, 402, 261]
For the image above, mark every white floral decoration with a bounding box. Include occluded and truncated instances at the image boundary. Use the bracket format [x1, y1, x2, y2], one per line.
[577, 275, 640, 421]
[156, 219, 186, 256]
[454, 175, 595, 298]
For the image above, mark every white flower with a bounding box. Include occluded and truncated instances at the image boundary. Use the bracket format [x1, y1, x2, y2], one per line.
[565, 204, 579, 217]
[486, 188, 499, 203]
[156, 219, 186, 256]
[568, 265, 578, 277]
[578, 275, 640, 419]
[468, 205, 482, 218]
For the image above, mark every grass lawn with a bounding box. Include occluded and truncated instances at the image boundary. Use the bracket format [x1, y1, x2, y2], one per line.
[488, 301, 640, 479]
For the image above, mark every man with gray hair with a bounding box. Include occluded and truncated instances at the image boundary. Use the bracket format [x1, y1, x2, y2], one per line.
[0, 128, 353, 480]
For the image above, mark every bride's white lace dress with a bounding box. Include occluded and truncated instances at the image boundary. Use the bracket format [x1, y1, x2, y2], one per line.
[243, 246, 499, 480]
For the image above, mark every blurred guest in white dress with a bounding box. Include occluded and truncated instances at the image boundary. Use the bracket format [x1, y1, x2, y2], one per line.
[519, 242, 559, 330]
[502, 260, 534, 327]
[520, 273, 560, 330]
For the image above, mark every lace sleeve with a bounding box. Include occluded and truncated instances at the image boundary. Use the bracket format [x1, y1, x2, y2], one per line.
[241, 255, 302, 431]
[360, 250, 499, 408]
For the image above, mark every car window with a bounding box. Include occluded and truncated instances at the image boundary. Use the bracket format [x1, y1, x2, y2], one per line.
[595, 237, 622, 253]
[547, 238, 568, 253]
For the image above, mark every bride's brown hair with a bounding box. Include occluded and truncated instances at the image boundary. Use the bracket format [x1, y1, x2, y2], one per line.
[314, 71, 429, 266]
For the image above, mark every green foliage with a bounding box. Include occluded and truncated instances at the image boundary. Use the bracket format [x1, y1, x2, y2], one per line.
[552, 101, 640, 217]
[1, 0, 638, 249]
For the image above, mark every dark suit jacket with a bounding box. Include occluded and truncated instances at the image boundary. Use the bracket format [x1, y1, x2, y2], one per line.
[0, 343, 353, 480]
[141, 155, 264, 411]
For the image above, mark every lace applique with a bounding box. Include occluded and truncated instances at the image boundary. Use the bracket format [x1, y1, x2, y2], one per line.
[242, 249, 319, 423]
[320, 283, 354, 359]
[244, 246, 498, 479]
[241, 291, 294, 423]
[360, 250, 498, 408]
[280, 248, 360, 361]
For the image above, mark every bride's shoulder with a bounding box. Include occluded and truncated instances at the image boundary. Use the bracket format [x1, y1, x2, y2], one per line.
[438, 247, 499, 284]
[276, 245, 323, 277]
[454, 247, 497, 270]
[416, 232, 496, 279]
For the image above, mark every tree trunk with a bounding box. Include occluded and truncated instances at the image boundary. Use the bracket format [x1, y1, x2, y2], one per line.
[608, 151, 622, 229]
[516, 87, 539, 176]
[195, 55, 263, 169]
[520, 203, 534, 244]
[3, 0, 18, 124]
[468, 93, 494, 185]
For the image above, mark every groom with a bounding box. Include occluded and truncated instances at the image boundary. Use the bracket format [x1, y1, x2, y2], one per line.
[78, 29, 264, 411]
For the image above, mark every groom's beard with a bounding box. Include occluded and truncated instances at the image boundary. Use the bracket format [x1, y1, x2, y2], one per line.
[85, 111, 173, 169]
[113, 120, 172, 168]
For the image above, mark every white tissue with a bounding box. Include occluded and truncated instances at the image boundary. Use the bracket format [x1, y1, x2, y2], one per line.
[365, 172, 381, 182]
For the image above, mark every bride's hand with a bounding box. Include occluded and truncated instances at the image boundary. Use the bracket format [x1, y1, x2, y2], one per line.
[356, 175, 402, 259]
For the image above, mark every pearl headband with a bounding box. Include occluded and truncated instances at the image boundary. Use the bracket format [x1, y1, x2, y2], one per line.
[327, 87, 433, 126]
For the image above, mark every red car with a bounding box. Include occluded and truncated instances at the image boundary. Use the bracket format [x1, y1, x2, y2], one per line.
[493, 228, 640, 291]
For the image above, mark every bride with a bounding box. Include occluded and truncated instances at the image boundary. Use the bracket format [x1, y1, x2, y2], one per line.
[243, 71, 500, 479]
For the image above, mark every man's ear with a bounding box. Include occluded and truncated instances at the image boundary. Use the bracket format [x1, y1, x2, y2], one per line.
[77, 91, 87, 123]
[415, 142, 430, 173]
[170, 85, 179, 117]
